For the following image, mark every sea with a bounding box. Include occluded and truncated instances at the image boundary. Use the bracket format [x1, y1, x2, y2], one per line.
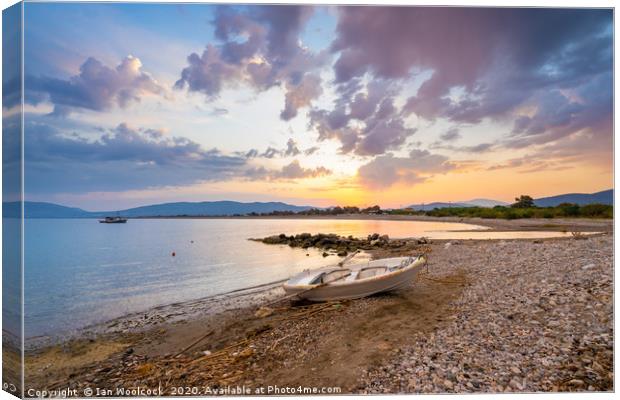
[19, 218, 574, 338]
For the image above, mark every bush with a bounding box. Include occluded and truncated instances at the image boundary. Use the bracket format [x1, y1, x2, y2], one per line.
[580, 204, 613, 218]
[415, 203, 612, 220]
[504, 210, 518, 219]
[558, 203, 580, 217]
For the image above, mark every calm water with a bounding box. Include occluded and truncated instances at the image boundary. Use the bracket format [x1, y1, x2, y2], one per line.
[23, 218, 574, 338]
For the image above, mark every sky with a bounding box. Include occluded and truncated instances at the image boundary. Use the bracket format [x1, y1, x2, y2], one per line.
[4, 3, 613, 210]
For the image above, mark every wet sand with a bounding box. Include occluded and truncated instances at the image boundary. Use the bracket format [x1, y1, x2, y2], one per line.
[22, 218, 613, 395]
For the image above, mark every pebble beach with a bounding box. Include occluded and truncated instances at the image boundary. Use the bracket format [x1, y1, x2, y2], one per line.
[23, 219, 613, 394]
[361, 234, 613, 393]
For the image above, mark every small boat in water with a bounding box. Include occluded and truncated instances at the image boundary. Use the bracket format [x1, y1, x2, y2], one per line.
[99, 216, 128, 224]
[283, 255, 427, 302]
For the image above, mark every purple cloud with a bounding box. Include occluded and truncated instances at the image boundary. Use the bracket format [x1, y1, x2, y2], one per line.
[245, 160, 331, 181]
[308, 79, 417, 155]
[284, 138, 301, 157]
[357, 149, 454, 189]
[281, 74, 323, 121]
[26, 56, 166, 115]
[275, 160, 330, 179]
[176, 5, 327, 120]
[243, 138, 317, 159]
[328, 7, 611, 152]
[23, 118, 247, 193]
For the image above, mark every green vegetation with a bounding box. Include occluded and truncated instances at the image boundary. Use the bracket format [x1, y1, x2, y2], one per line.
[511, 195, 535, 208]
[246, 195, 611, 220]
[245, 205, 383, 217]
[387, 202, 612, 219]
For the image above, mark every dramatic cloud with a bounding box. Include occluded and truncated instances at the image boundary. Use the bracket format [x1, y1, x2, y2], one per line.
[245, 160, 331, 181]
[309, 80, 416, 155]
[281, 74, 323, 121]
[26, 56, 166, 115]
[357, 149, 454, 188]
[176, 5, 327, 120]
[18, 4, 613, 205]
[504, 72, 612, 149]
[329, 7, 612, 150]
[23, 118, 247, 193]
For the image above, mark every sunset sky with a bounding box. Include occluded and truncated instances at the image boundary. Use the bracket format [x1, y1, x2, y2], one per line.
[8, 3, 613, 210]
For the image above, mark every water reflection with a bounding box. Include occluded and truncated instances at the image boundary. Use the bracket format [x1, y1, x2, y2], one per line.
[24, 218, 586, 337]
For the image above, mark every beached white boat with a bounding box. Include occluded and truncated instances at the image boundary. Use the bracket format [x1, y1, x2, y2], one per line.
[283, 255, 427, 301]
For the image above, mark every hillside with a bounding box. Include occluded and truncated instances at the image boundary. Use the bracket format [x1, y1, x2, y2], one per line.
[114, 201, 313, 217]
[408, 198, 508, 211]
[6, 201, 314, 218]
[4, 202, 94, 218]
[534, 189, 613, 207]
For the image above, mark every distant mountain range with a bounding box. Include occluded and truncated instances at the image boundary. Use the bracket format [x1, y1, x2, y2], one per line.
[4, 201, 314, 219]
[533, 189, 613, 207]
[3, 189, 613, 218]
[408, 190, 613, 210]
[408, 198, 509, 211]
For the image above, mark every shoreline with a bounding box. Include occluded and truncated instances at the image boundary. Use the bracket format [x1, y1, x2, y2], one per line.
[23, 230, 613, 393]
[23, 216, 609, 348]
[129, 214, 613, 232]
[42, 214, 613, 233]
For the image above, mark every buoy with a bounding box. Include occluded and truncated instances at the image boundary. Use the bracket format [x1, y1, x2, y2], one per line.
[172, 251, 176, 257]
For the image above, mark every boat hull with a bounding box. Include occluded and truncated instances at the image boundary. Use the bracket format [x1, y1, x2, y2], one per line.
[283, 256, 426, 302]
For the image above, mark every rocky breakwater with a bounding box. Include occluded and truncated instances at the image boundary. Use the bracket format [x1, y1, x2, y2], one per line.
[249, 233, 430, 257]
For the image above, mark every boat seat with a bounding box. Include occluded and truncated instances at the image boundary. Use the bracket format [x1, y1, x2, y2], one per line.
[311, 269, 351, 284]
[356, 266, 388, 280]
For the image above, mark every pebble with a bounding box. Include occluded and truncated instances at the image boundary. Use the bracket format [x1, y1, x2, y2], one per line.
[359, 235, 612, 393]
[509, 379, 523, 390]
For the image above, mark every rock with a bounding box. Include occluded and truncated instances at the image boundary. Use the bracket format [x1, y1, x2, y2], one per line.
[509, 379, 523, 390]
[510, 366, 521, 374]
[252, 232, 410, 252]
[568, 379, 585, 388]
[581, 264, 595, 270]
[443, 380, 454, 390]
